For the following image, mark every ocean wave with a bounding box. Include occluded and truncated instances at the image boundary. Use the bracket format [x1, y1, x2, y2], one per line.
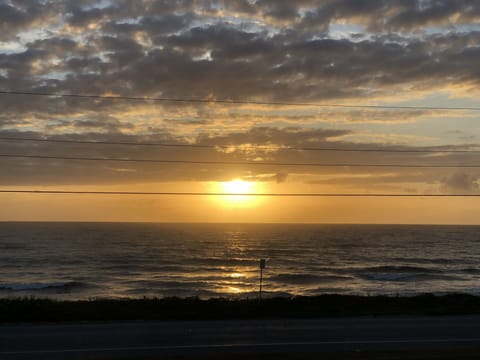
[100, 263, 184, 272]
[351, 265, 463, 282]
[124, 287, 219, 299]
[306, 287, 350, 295]
[2, 223, 480, 299]
[270, 273, 353, 285]
[189, 257, 257, 266]
[0, 281, 86, 292]
[125, 279, 212, 289]
[359, 265, 439, 274]
[459, 267, 480, 275]
[359, 273, 460, 282]
[0, 243, 27, 250]
[390, 257, 458, 265]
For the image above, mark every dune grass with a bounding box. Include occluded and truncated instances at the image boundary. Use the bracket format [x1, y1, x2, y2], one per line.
[1, 293, 480, 322]
[114, 348, 480, 360]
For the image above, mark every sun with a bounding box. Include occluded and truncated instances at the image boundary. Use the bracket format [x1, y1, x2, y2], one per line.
[212, 179, 261, 208]
[222, 179, 253, 194]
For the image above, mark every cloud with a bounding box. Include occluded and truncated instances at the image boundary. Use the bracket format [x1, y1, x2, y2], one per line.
[104, 14, 195, 38]
[1, 0, 479, 196]
[2, 1, 480, 110]
[0, 0, 58, 41]
[441, 172, 479, 192]
[289, 1, 480, 32]
[0, 125, 478, 195]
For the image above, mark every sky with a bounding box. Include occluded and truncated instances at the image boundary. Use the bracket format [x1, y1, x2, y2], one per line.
[1, 0, 480, 223]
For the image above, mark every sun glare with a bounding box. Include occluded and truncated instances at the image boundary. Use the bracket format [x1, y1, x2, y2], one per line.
[222, 179, 253, 194]
[212, 179, 261, 208]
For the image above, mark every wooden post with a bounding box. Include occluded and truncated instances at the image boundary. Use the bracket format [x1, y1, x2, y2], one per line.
[259, 258, 266, 299]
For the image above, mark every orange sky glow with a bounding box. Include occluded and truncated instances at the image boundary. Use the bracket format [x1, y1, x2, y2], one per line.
[1, 1, 480, 223]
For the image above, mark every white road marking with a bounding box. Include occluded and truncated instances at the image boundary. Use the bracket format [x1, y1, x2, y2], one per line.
[2, 338, 480, 355]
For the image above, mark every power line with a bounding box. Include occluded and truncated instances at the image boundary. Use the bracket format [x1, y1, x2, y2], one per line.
[1, 136, 479, 153]
[1, 153, 479, 168]
[0, 137, 212, 149]
[1, 90, 479, 111]
[1, 190, 479, 197]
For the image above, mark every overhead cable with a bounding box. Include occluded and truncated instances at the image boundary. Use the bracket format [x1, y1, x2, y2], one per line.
[1, 90, 479, 111]
[0, 190, 479, 197]
[0, 153, 479, 168]
[0, 136, 479, 153]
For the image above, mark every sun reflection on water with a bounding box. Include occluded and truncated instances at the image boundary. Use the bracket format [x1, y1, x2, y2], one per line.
[229, 272, 247, 279]
[218, 268, 256, 295]
[227, 286, 242, 294]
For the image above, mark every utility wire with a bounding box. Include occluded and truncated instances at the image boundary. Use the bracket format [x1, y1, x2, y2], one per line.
[1, 190, 479, 197]
[1, 90, 479, 111]
[0, 153, 479, 168]
[0, 137, 212, 149]
[1, 136, 479, 153]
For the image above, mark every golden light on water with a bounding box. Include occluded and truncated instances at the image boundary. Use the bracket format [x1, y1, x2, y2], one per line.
[227, 286, 242, 294]
[224, 271, 250, 294]
[229, 272, 247, 279]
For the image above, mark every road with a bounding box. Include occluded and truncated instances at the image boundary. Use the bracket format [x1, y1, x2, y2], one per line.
[1, 316, 480, 359]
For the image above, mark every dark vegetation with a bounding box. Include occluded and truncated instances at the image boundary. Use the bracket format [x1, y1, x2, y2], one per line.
[124, 348, 480, 360]
[2, 293, 480, 322]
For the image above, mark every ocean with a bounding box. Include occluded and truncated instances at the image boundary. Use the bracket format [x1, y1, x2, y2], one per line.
[1, 222, 479, 300]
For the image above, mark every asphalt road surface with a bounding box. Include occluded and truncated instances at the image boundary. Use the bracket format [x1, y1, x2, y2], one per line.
[2, 316, 480, 359]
